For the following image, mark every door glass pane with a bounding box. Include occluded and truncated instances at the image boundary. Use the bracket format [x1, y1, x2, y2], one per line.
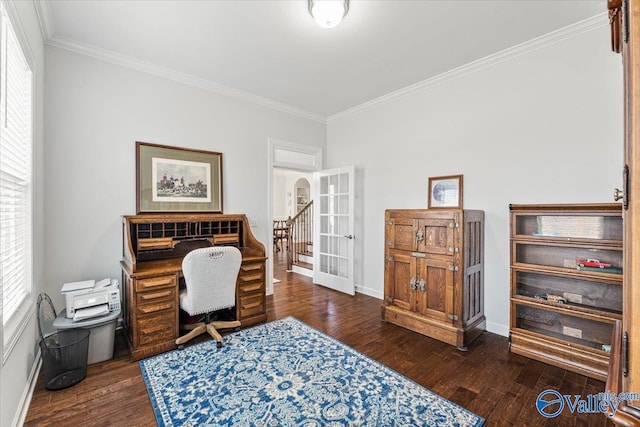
[320, 176, 329, 194]
[337, 216, 348, 234]
[339, 195, 349, 214]
[320, 254, 328, 273]
[320, 235, 328, 252]
[330, 256, 338, 275]
[320, 215, 328, 233]
[339, 173, 348, 193]
[329, 175, 338, 193]
[320, 195, 328, 214]
[339, 258, 348, 278]
[338, 237, 348, 257]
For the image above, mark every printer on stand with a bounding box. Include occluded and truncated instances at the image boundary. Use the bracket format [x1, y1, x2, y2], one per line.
[54, 278, 122, 364]
[62, 278, 121, 321]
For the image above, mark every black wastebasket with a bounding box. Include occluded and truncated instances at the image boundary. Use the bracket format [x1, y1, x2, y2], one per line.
[39, 329, 90, 390]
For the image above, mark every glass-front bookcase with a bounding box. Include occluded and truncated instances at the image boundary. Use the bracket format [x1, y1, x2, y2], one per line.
[509, 204, 622, 381]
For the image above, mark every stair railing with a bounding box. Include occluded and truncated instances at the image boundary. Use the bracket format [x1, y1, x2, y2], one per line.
[287, 200, 314, 271]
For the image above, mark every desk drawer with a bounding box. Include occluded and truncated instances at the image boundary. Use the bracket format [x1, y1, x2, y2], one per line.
[135, 275, 176, 292]
[239, 294, 265, 319]
[136, 286, 176, 307]
[136, 298, 175, 316]
[238, 262, 264, 292]
[137, 313, 176, 346]
[239, 281, 264, 294]
[239, 262, 263, 277]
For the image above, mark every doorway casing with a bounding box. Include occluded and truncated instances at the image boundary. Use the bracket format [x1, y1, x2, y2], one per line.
[266, 138, 323, 295]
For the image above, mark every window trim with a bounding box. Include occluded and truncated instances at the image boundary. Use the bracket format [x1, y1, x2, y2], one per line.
[0, 0, 36, 364]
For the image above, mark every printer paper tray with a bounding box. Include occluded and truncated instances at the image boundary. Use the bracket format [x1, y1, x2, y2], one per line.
[73, 304, 109, 321]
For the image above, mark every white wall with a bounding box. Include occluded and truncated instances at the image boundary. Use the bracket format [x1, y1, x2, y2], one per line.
[326, 22, 622, 335]
[0, 1, 45, 426]
[273, 169, 288, 218]
[43, 46, 326, 312]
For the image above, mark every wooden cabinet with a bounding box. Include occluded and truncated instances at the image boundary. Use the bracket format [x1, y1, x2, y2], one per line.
[607, 1, 640, 423]
[382, 209, 485, 350]
[509, 204, 623, 381]
[121, 213, 267, 360]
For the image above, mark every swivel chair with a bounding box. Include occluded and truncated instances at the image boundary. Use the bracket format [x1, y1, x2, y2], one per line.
[175, 246, 242, 348]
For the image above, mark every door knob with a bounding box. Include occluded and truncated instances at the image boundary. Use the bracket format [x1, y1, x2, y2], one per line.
[614, 188, 624, 202]
[343, 234, 354, 239]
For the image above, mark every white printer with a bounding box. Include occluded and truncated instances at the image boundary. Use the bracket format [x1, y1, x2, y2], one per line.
[61, 278, 121, 321]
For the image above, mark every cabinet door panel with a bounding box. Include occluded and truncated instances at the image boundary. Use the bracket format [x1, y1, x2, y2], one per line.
[386, 217, 416, 251]
[417, 218, 455, 255]
[415, 257, 454, 322]
[384, 251, 415, 311]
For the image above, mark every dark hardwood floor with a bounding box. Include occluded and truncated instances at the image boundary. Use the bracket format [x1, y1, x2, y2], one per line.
[25, 249, 613, 426]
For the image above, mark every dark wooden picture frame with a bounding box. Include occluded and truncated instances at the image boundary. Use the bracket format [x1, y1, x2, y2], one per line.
[136, 141, 223, 213]
[428, 174, 463, 209]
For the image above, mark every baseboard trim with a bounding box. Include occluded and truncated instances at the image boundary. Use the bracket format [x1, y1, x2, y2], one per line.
[486, 320, 509, 338]
[13, 351, 42, 427]
[291, 264, 313, 278]
[355, 284, 383, 300]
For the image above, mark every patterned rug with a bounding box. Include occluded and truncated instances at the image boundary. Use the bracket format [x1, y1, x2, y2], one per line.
[140, 317, 485, 426]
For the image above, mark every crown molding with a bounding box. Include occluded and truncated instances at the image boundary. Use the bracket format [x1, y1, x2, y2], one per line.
[33, 4, 606, 126]
[34, 0, 54, 42]
[327, 12, 608, 123]
[43, 35, 326, 124]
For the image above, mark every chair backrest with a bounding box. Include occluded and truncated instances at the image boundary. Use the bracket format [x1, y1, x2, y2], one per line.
[273, 219, 289, 238]
[181, 246, 242, 316]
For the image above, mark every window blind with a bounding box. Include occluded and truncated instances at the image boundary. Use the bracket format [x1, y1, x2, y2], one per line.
[0, 2, 33, 352]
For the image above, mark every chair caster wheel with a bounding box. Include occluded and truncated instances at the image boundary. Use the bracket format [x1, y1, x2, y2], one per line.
[177, 344, 185, 350]
[234, 327, 240, 332]
[216, 342, 223, 348]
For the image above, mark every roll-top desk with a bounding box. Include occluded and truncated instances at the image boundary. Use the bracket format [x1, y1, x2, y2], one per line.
[120, 213, 267, 360]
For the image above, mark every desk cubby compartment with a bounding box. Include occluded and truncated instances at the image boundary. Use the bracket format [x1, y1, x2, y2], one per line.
[513, 242, 622, 273]
[513, 269, 622, 314]
[126, 217, 243, 263]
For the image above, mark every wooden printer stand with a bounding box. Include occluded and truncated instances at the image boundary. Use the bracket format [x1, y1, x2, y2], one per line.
[120, 213, 267, 361]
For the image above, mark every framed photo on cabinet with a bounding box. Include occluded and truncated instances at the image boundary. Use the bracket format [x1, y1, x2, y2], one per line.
[136, 141, 223, 213]
[428, 174, 463, 209]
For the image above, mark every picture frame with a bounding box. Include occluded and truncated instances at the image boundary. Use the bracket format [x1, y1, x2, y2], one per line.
[136, 141, 223, 213]
[428, 174, 463, 209]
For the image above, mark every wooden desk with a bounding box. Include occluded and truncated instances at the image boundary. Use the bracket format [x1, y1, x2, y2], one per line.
[120, 214, 267, 361]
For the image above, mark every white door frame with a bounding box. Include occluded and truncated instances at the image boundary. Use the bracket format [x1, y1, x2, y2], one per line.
[266, 138, 323, 295]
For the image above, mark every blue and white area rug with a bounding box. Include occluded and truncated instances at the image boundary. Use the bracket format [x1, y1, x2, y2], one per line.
[140, 316, 485, 426]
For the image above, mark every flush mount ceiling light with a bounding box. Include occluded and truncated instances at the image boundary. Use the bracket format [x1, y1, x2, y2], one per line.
[308, 0, 349, 29]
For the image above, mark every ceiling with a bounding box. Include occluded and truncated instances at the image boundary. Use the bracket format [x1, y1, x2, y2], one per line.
[37, 0, 606, 120]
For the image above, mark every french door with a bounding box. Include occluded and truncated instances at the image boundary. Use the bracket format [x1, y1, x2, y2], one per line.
[313, 166, 355, 295]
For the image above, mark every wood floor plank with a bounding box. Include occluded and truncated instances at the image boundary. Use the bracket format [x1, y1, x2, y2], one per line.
[24, 249, 614, 426]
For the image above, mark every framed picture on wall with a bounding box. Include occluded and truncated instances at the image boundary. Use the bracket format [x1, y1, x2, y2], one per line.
[428, 174, 463, 209]
[136, 141, 223, 213]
